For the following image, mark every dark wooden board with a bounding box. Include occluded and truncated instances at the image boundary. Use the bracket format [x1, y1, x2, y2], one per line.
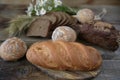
[36, 66, 100, 80]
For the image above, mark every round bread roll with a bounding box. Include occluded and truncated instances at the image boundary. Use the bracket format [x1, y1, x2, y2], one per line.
[76, 8, 95, 24]
[26, 40, 102, 71]
[0, 37, 27, 61]
[52, 26, 77, 42]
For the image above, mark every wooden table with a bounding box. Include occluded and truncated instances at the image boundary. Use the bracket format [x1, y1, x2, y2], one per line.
[0, 4, 120, 80]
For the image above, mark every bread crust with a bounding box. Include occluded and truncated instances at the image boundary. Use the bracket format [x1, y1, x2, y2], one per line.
[26, 40, 102, 71]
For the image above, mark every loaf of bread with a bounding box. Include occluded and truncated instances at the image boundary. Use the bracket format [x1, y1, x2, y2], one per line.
[0, 37, 27, 61]
[26, 40, 102, 71]
[52, 26, 77, 42]
[78, 21, 119, 51]
[26, 12, 78, 37]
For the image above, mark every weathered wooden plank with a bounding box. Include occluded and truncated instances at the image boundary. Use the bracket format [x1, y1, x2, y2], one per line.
[93, 60, 120, 80]
[0, 4, 26, 20]
[0, 0, 120, 6]
[0, 4, 26, 29]
[0, 59, 120, 80]
[0, 58, 53, 80]
[0, 16, 9, 28]
[0, 4, 120, 80]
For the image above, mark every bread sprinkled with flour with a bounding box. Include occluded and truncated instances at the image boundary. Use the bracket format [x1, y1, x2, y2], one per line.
[0, 37, 27, 61]
[52, 26, 77, 42]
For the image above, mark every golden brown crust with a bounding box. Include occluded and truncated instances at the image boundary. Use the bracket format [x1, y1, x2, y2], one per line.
[26, 40, 102, 71]
[0, 37, 27, 61]
[86, 46, 102, 70]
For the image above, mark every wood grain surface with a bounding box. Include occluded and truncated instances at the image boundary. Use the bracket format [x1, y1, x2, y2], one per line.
[0, 0, 120, 6]
[36, 66, 100, 80]
[0, 4, 120, 80]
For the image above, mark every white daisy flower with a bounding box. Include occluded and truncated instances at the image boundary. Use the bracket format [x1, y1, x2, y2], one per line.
[54, 0, 62, 7]
[36, 0, 40, 4]
[42, 0, 48, 4]
[26, 3, 34, 16]
[48, 6, 52, 11]
[39, 8, 46, 15]
[27, 12, 32, 17]
[38, 1, 43, 6]
[44, 0, 48, 3]
[36, 10, 40, 16]
[34, 4, 37, 11]
[28, 3, 33, 11]
[41, 0, 44, 5]
[26, 0, 63, 16]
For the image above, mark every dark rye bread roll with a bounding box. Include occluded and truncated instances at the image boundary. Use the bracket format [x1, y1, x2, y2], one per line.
[26, 40, 102, 71]
[78, 21, 119, 51]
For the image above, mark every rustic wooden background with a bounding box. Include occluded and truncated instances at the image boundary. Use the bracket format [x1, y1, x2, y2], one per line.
[0, 0, 120, 80]
[0, 0, 120, 6]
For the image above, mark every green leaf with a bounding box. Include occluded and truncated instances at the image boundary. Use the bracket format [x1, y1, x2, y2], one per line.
[51, 5, 78, 15]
